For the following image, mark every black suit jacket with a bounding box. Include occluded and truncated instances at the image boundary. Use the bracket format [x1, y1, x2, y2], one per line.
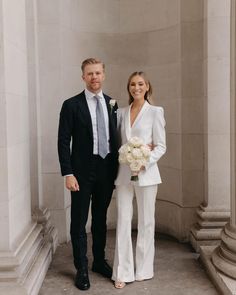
[58, 91, 119, 183]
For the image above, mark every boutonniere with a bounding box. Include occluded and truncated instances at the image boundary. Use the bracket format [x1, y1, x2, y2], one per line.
[109, 99, 116, 114]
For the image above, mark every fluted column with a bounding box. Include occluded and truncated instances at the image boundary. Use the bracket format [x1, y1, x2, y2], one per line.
[211, 0, 236, 279]
[190, 0, 231, 252]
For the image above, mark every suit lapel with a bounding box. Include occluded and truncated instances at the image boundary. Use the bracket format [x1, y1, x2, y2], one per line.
[77, 91, 93, 137]
[124, 101, 149, 140]
[104, 95, 111, 120]
[131, 101, 149, 129]
[124, 105, 131, 140]
[104, 94, 116, 139]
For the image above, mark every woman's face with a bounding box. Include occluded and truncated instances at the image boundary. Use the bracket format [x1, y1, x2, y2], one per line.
[129, 75, 149, 102]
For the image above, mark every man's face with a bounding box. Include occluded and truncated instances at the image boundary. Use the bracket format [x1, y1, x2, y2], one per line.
[82, 63, 105, 93]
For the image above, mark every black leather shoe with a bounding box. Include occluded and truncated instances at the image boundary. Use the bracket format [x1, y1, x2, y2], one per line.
[92, 260, 112, 278]
[75, 268, 90, 290]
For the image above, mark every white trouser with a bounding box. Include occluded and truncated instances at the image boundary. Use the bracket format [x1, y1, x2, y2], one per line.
[112, 184, 158, 282]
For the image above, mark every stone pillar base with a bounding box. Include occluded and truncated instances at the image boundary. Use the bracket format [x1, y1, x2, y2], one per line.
[212, 223, 236, 279]
[32, 207, 58, 253]
[190, 206, 229, 252]
[200, 245, 236, 295]
[0, 208, 58, 295]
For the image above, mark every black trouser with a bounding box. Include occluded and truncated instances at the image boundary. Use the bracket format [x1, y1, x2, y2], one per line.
[70, 154, 114, 270]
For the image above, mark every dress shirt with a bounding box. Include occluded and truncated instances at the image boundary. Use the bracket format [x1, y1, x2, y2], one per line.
[85, 88, 110, 154]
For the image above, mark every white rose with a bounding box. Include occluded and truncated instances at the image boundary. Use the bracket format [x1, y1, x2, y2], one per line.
[109, 99, 116, 107]
[128, 136, 144, 147]
[126, 145, 132, 152]
[140, 158, 148, 166]
[141, 145, 151, 158]
[119, 153, 127, 164]
[126, 153, 134, 163]
[119, 144, 128, 154]
[130, 160, 143, 172]
[131, 148, 143, 159]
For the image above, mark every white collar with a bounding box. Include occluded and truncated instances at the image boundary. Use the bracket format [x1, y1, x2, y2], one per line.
[85, 88, 104, 100]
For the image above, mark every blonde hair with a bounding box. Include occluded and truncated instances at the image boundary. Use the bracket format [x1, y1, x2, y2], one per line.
[127, 71, 153, 105]
[81, 58, 105, 73]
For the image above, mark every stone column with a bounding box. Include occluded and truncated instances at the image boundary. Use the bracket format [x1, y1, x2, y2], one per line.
[26, 0, 58, 251]
[211, 0, 236, 280]
[190, 0, 231, 252]
[200, 2, 236, 293]
[0, 0, 57, 294]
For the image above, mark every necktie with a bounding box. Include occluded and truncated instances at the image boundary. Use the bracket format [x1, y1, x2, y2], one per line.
[95, 96, 108, 158]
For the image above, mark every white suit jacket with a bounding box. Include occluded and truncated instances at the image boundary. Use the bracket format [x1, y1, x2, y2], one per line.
[115, 101, 166, 187]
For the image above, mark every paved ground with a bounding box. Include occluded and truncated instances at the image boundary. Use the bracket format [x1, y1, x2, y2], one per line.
[39, 230, 219, 295]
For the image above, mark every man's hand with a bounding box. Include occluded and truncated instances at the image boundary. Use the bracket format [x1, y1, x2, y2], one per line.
[148, 143, 156, 151]
[65, 175, 80, 191]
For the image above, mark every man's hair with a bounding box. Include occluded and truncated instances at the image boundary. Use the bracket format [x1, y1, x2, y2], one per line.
[81, 58, 105, 73]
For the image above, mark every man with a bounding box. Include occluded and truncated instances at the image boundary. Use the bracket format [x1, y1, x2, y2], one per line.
[58, 58, 118, 290]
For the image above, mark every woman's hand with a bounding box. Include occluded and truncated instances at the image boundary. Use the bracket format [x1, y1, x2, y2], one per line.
[140, 166, 145, 171]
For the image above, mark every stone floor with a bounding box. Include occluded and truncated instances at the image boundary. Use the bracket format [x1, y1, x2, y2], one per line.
[39, 231, 219, 295]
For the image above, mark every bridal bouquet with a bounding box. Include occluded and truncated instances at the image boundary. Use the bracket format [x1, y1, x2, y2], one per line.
[118, 136, 151, 181]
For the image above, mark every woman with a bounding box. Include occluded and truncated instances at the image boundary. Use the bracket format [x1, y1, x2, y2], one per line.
[112, 72, 166, 289]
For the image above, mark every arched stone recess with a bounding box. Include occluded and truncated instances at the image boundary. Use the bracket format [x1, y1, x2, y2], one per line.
[34, 0, 217, 244]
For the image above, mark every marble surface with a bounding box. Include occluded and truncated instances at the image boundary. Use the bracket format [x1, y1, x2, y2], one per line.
[39, 230, 219, 295]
